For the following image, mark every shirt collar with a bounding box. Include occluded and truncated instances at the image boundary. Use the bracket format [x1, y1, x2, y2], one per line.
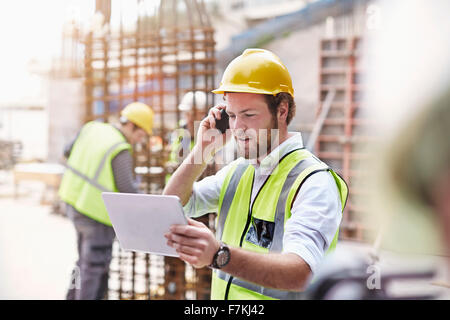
[251, 132, 304, 175]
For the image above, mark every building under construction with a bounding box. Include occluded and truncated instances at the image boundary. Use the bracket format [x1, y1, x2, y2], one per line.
[47, 0, 373, 300]
[1, 0, 449, 301]
[3, 0, 379, 299]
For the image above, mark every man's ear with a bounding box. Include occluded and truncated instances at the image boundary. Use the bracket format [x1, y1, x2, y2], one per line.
[130, 122, 139, 132]
[122, 121, 135, 135]
[277, 99, 289, 123]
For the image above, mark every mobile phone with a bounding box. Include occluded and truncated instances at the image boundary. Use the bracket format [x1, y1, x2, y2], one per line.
[215, 109, 229, 134]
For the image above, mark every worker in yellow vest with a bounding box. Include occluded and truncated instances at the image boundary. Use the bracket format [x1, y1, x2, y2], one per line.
[164, 49, 348, 300]
[59, 102, 154, 300]
[166, 91, 207, 181]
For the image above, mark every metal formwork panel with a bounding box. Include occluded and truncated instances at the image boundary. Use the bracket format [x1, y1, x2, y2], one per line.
[316, 37, 373, 241]
[78, 0, 216, 300]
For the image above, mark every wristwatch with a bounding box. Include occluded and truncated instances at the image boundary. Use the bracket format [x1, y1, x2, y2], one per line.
[209, 242, 230, 269]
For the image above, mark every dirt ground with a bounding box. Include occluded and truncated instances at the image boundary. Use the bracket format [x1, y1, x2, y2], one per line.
[0, 171, 76, 299]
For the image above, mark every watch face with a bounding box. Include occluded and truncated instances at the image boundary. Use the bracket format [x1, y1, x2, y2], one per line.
[217, 247, 230, 267]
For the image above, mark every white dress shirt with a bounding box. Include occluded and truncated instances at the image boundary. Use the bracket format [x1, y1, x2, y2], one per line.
[183, 132, 342, 274]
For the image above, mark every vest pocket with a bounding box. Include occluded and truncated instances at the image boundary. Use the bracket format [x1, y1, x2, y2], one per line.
[245, 217, 275, 249]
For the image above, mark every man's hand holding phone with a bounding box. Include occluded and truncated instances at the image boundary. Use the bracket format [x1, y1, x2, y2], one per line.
[194, 104, 231, 164]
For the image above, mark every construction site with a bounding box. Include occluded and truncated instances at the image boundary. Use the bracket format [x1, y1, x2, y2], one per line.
[1, 0, 450, 301]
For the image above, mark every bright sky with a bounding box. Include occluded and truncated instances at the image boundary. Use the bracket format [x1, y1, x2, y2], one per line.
[0, 0, 166, 105]
[0, 0, 94, 105]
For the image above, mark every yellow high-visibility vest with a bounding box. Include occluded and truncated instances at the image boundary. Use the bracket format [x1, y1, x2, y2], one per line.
[58, 121, 132, 226]
[211, 148, 348, 300]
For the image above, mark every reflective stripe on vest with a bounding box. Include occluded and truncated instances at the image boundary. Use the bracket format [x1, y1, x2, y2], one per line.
[211, 148, 348, 300]
[64, 140, 128, 193]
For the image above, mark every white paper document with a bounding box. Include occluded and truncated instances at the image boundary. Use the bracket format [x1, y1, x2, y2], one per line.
[102, 192, 187, 257]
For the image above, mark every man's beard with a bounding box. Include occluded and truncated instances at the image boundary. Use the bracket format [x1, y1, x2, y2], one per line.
[236, 116, 279, 160]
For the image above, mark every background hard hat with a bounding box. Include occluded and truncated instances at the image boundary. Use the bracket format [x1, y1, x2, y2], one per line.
[178, 91, 207, 111]
[120, 102, 154, 135]
[212, 48, 294, 97]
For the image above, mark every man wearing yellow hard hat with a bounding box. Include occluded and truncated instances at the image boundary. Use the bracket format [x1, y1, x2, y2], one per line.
[59, 102, 153, 300]
[164, 49, 348, 299]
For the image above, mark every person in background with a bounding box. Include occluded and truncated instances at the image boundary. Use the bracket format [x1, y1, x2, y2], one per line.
[166, 91, 207, 178]
[59, 102, 154, 300]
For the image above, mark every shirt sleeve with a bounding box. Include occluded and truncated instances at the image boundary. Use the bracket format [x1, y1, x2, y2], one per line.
[183, 163, 232, 218]
[111, 149, 139, 194]
[282, 170, 342, 275]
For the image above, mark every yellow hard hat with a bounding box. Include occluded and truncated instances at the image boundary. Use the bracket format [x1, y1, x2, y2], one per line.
[120, 102, 154, 135]
[212, 48, 294, 97]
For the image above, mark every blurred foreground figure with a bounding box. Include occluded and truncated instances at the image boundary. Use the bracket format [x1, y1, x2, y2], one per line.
[365, 0, 450, 270]
[383, 90, 450, 259]
[305, 87, 450, 297]
[305, 0, 450, 299]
